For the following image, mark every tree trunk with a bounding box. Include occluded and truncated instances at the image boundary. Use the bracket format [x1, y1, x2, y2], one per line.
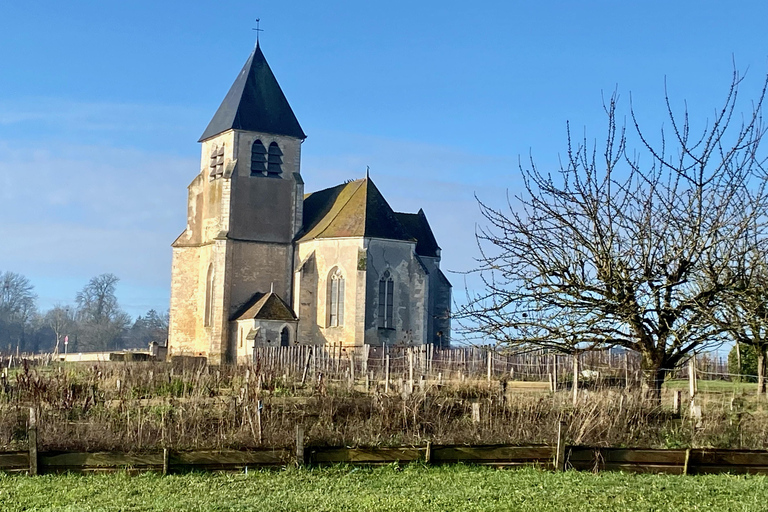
[758, 350, 765, 397]
[639, 355, 667, 403]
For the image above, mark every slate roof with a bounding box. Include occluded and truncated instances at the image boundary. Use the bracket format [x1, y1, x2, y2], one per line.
[394, 209, 441, 258]
[199, 44, 306, 142]
[231, 291, 298, 322]
[299, 178, 415, 243]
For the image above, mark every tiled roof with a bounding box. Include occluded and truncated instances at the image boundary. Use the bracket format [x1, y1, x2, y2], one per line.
[299, 178, 415, 243]
[394, 209, 441, 258]
[231, 291, 298, 322]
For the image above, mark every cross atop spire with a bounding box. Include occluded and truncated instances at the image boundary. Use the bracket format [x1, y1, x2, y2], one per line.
[252, 18, 263, 46]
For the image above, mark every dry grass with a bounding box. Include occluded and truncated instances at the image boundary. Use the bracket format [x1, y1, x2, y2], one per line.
[1, 360, 767, 452]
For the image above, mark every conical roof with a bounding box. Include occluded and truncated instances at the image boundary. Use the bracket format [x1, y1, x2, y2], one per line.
[199, 44, 306, 142]
[299, 178, 415, 242]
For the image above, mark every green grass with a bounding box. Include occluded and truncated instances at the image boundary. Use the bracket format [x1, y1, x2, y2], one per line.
[1, 465, 767, 511]
[664, 379, 757, 393]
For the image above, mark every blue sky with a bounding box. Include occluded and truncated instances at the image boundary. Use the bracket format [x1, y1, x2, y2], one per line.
[1, 1, 767, 319]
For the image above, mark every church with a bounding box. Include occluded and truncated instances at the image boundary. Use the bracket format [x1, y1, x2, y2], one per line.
[168, 44, 451, 364]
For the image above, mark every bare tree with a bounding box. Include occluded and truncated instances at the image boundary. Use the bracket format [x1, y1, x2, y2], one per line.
[76, 274, 130, 351]
[0, 271, 37, 353]
[708, 242, 768, 395]
[461, 70, 768, 399]
[44, 304, 75, 355]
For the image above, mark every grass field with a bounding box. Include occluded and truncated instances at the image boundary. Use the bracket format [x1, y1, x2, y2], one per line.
[1, 465, 766, 511]
[665, 379, 758, 393]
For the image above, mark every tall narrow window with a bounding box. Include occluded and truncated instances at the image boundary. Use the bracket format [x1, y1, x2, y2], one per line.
[327, 267, 345, 327]
[378, 270, 394, 329]
[267, 142, 283, 176]
[251, 140, 266, 176]
[204, 264, 214, 327]
[280, 327, 290, 347]
[209, 145, 224, 178]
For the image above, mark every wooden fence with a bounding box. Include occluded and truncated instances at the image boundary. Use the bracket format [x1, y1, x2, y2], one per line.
[3, 411, 768, 476]
[5, 444, 768, 476]
[246, 345, 730, 389]
[5, 346, 732, 386]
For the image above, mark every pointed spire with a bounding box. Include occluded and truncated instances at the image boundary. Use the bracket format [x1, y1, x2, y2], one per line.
[199, 45, 306, 142]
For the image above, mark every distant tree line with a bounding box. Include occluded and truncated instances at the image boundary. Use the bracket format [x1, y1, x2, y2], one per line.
[0, 271, 168, 355]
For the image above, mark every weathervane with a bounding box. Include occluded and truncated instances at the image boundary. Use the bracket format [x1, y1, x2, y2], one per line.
[252, 18, 263, 45]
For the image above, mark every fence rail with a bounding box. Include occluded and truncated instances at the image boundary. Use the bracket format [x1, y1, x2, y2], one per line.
[4, 444, 768, 476]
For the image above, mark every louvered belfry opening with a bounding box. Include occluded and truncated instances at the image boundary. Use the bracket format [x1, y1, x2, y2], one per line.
[267, 142, 283, 176]
[251, 140, 267, 176]
[209, 145, 225, 178]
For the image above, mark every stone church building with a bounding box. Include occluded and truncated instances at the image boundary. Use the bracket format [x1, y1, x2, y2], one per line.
[168, 44, 451, 364]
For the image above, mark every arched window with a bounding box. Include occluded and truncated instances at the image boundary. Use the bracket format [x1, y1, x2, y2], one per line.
[204, 263, 214, 327]
[251, 140, 267, 176]
[267, 142, 283, 176]
[378, 270, 394, 329]
[280, 326, 290, 347]
[327, 267, 345, 327]
[209, 144, 224, 178]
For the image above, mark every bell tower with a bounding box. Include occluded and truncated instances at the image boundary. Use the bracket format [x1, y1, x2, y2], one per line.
[169, 43, 306, 364]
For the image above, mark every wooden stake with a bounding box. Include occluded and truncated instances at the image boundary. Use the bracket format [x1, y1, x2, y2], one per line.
[471, 402, 481, 424]
[555, 420, 566, 471]
[28, 407, 37, 476]
[385, 354, 390, 393]
[301, 350, 312, 386]
[689, 356, 697, 401]
[552, 354, 557, 391]
[624, 353, 629, 390]
[348, 350, 355, 388]
[295, 425, 304, 466]
[409, 348, 414, 393]
[487, 346, 492, 383]
[572, 353, 579, 406]
[163, 448, 169, 476]
[673, 390, 682, 416]
[257, 400, 263, 445]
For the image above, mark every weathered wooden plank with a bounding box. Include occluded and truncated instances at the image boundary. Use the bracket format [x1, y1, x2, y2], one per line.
[689, 464, 768, 475]
[171, 449, 291, 468]
[689, 450, 768, 467]
[40, 452, 164, 473]
[505, 381, 551, 390]
[310, 447, 425, 464]
[432, 445, 554, 463]
[464, 460, 556, 469]
[567, 448, 686, 465]
[0, 452, 29, 472]
[599, 463, 685, 475]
